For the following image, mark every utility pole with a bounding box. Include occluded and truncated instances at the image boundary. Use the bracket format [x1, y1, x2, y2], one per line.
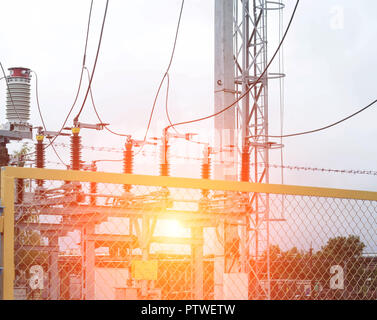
[214, 0, 237, 300]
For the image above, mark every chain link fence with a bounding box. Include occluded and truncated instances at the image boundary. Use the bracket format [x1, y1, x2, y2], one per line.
[1, 167, 377, 300]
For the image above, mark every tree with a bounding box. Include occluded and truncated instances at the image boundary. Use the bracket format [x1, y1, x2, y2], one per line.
[261, 245, 308, 281]
[321, 235, 365, 261]
[314, 235, 366, 295]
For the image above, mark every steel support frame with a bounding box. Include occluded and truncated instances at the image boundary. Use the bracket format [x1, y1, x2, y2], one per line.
[215, 0, 271, 299]
[234, 0, 271, 299]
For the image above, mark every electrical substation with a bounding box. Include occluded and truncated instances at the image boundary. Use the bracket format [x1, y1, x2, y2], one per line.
[1, 0, 377, 301]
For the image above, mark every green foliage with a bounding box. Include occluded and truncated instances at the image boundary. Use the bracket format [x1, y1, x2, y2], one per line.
[320, 235, 365, 261]
[12, 142, 31, 167]
[262, 235, 367, 290]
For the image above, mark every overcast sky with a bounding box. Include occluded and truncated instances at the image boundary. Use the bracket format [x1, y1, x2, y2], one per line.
[1, 0, 377, 192]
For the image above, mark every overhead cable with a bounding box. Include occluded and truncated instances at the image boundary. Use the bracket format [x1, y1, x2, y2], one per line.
[73, 0, 109, 123]
[166, 0, 300, 131]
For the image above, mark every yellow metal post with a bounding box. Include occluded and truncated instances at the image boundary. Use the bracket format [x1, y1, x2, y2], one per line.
[1, 168, 15, 300]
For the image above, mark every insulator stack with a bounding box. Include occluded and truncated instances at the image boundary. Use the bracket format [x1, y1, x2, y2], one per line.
[160, 164, 169, 177]
[71, 128, 82, 171]
[201, 147, 211, 197]
[35, 135, 45, 187]
[160, 144, 170, 176]
[240, 148, 250, 182]
[90, 162, 97, 206]
[71, 127, 83, 203]
[201, 162, 211, 179]
[6, 67, 31, 123]
[201, 154, 211, 179]
[123, 140, 134, 192]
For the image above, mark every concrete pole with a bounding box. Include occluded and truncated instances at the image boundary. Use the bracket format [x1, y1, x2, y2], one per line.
[214, 0, 237, 180]
[214, 0, 238, 300]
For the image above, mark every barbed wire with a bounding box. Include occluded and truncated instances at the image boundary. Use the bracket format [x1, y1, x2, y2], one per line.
[38, 142, 377, 177]
[52, 142, 156, 154]
[265, 164, 377, 176]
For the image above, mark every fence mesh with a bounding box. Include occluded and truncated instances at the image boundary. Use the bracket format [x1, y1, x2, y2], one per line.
[3, 170, 377, 300]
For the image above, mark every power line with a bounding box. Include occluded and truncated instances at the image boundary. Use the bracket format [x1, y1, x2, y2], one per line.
[165, 73, 185, 137]
[166, 0, 300, 131]
[85, 0, 186, 142]
[92, 159, 123, 163]
[74, 0, 109, 124]
[47, 0, 94, 141]
[82, 0, 94, 69]
[249, 98, 377, 139]
[85, 67, 130, 137]
[32, 70, 67, 166]
[141, 0, 185, 143]
[25, 0, 95, 158]
[165, 73, 179, 135]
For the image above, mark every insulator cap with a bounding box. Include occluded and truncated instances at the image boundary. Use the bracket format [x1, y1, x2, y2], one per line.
[71, 127, 80, 134]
